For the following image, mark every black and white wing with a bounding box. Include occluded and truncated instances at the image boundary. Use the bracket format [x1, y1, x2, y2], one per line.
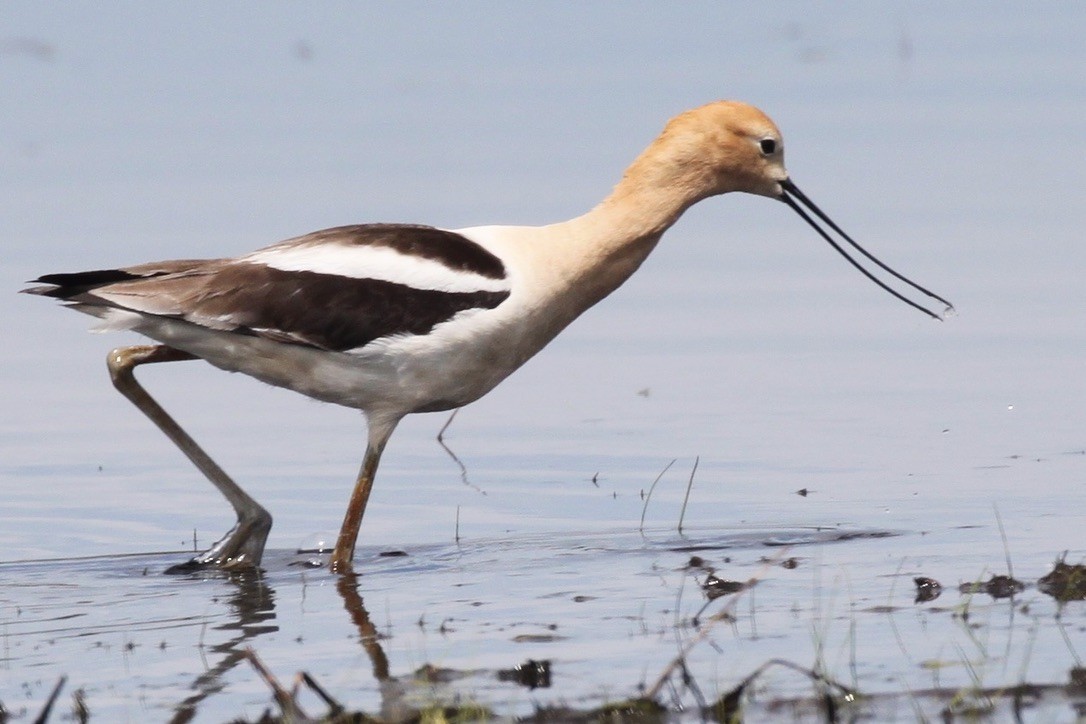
[25, 224, 512, 352]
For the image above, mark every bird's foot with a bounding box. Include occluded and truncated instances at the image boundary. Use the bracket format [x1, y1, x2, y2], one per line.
[165, 510, 272, 574]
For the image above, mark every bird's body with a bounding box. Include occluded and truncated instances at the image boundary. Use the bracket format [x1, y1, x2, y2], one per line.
[25, 101, 951, 573]
[76, 225, 527, 416]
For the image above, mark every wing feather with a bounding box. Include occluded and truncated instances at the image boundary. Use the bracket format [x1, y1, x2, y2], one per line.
[26, 224, 511, 351]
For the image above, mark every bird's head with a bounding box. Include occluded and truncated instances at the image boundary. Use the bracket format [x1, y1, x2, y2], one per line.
[641, 100, 789, 201]
[629, 100, 953, 320]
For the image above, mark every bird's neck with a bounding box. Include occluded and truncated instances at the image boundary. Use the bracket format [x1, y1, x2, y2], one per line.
[550, 152, 716, 303]
[497, 155, 719, 367]
[578, 135, 720, 242]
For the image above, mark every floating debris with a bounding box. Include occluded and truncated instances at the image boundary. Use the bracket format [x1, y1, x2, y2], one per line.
[512, 633, 566, 643]
[685, 555, 711, 570]
[414, 663, 472, 684]
[497, 658, 551, 689]
[701, 574, 746, 600]
[1038, 554, 1086, 602]
[959, 574, 1025, 599]
[914, 576, 943, 603]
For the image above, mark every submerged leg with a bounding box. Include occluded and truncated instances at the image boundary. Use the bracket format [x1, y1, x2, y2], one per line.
[330, 415, 400, 573]
[107, 345, 272, 570]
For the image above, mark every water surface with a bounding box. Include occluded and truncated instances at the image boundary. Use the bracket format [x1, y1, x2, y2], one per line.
[2, 4, 1085, 721]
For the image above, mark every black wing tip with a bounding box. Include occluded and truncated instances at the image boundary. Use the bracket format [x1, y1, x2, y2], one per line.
[38, 269, 139, 286]
[20, 269, 140, 299]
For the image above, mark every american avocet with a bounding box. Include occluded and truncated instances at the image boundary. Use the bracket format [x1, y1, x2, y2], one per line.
[24, 101, 952, 573]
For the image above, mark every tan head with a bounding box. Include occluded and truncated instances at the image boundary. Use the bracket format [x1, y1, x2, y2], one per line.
[618, 101, 954, 320]
[622, 100, 790, 202]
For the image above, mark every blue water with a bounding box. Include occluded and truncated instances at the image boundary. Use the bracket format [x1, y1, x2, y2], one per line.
[2, 3, 1085, 720]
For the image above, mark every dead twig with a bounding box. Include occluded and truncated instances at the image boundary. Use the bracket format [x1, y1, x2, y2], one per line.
[993, 502, 1013, 581]
[244, 648, 310, 721]
[301, 672, 345, 717]
[709, 657, 858, 720]
[639, 459, 676, 532]
[437, 409, 485, 495]
[71, 687, 89, 723]
[33, 676, 66, 724]
[677, 456, 699, 534]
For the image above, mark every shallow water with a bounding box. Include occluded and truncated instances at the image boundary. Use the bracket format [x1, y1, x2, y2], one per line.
[2, 3, 1086, 721]
[2, 522, 1084, 721]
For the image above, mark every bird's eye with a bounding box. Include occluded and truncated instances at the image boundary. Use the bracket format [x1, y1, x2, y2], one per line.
[759, 138, 777, 155]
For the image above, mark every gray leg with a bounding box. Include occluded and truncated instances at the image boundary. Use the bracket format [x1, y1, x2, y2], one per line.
[330, 415, 399, 573]
[107, 345, 272, 570]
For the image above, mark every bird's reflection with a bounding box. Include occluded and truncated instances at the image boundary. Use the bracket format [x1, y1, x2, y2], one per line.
[335, 571, 422, 722]
[336, 571, 390, 682]
[161, 558, 554, 721]
[162, 562, 400, 722]
[169, 570, 277, 724]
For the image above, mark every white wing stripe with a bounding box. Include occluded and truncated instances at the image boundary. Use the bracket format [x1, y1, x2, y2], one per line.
[245, 245, 510, 294]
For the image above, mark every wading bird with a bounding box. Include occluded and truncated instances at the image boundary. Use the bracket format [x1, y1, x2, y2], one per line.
[25, 101, 951, 573]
